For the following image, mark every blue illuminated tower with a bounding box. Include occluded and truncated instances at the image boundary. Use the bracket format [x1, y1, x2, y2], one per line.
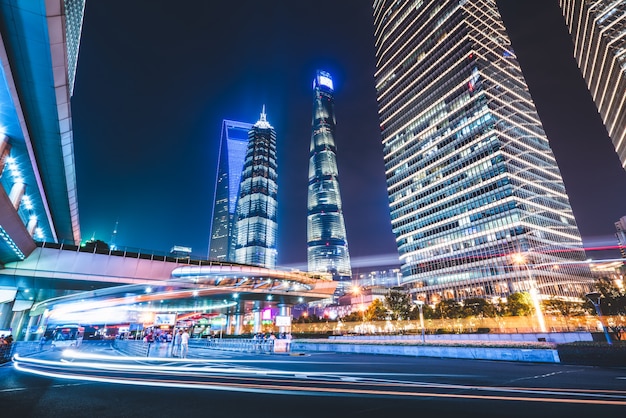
[233, 108, 278, 268]
[307, 70, 352, 281]
[208, 120, 253, 261]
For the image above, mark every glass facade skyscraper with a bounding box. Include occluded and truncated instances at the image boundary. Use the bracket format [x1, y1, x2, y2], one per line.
[307, 70, 352, 281]
[233, 108, 278, 268]
[559, 1, 626, 170]
[209, 120, 253, 261]
[373, 0, 594, 303]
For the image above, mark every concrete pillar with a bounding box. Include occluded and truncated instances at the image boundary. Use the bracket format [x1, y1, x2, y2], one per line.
[252, 304, 262, 334]
[233, 312, 243, 335]
[232, 302, 243, 335]
[24, 314, 38, 341]
[10, 310, 25, 341]
[27, 216, 37, 236]
[225, 309, 233, 335]
[277, 303, 292, 335]
[9, 181, 25, 210]
[0, 134, 10, 174]
[0, 301, 14, 330]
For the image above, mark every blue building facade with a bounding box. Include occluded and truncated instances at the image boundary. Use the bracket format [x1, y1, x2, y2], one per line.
[233, 109, 278, 268]
[307, 71, 352, 281]
[209, 120, 253, 261]
[373, 0, 593, 303]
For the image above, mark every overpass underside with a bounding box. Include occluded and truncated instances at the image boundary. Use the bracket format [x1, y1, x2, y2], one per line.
[0, 244, 336, 339]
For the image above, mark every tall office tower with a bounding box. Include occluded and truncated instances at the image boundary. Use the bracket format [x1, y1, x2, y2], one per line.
[209, 120, 253, 261]
[559, 1, 626, 169]
[373, 0, 594, 303]
[615, 215, 626, 258]
[233, 108, 278, 268]
[307, 70, 352, 282]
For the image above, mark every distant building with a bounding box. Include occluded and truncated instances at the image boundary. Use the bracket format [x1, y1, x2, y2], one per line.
[233, 108, 278, 268]
[352, 269, 402, 289]
[559, 1, 626, 171]
[615, 216, 626, 258]
[307, 70, 352, 282]
[372, 0, 594, 303]
[209, 120, 253, 261]
[170, 245, 192, 259]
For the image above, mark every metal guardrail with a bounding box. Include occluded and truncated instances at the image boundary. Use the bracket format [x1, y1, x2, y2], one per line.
[0, 344, 14, 363]
[205, 338, 276, 354]
[112, 338, 279, 357]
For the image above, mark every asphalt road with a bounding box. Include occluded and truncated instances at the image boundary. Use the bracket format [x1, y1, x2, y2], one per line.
[1, 342, 625, 417]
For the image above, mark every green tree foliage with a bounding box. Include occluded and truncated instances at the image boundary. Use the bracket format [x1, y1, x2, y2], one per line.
[542, 296, 586, 316]
[433, 299, 462, 319]
[384, 289, 413, 320]
[461, 298, 497, 317]
[407, 303, 434, 320]
[82, 239, 110, 252]
[593, 276, 626, 316]
[506, 292, 533, 316]
[365, 299, 388, 321]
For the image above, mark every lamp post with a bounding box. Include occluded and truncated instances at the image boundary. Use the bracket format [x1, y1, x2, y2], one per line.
[414, 300, 425, 343]
[351, 285, 365, 323]
[585, 292, 612, 345]
[512, 253, 547, 333]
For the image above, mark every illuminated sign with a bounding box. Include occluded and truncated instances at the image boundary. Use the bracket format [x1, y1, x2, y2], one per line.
[317, 74, 334, 90]
[275, 315, 291, 327]
[154, 313, 176, 325]
[262, 308, 272, 320]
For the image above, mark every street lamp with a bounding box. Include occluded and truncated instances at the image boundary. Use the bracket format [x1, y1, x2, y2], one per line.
[585, 292, 612, 345]
[512, 252, 547, 333]
[351, 285, 365, 323]
[414, 300, 426, 343]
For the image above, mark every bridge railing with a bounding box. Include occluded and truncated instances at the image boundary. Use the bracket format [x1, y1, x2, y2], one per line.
[205, 338, 276, 354]
[113, 340, 172, 357]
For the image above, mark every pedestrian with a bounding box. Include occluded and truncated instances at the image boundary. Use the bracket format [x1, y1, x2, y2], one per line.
[180, 329, 190, 358]
[173, 329, 182, 357]
[39, 335, 46, 351]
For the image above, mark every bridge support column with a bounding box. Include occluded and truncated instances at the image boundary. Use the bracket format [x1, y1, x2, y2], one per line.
[24, 314, 38, 341]
[252, 304, 262, 334]
[233, 303, 243, 335]
[277, 303, 292, 335]
[0, 301, 14, 330]
[225, 308, 233, 335]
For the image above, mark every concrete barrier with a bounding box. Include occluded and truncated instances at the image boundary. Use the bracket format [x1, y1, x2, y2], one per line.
[330, 331, 591, 344]
[291, 341, 561, 363]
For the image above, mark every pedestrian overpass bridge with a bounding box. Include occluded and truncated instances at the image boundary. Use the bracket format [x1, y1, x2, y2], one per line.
[0, 242, 337, 339]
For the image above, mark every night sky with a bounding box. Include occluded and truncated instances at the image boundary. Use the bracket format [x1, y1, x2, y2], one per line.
[71, 1, 626, 271]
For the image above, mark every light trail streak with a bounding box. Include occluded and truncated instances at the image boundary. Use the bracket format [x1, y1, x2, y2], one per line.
[12, 355, 626, 406]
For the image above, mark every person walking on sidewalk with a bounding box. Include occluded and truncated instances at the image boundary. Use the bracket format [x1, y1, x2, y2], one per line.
[180, 329, 190, 358]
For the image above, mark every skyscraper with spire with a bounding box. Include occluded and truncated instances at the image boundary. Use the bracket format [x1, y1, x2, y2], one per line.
[233, 107, 278, 268]
[373, 0, 593, 303]
[307, 70, 352, 281]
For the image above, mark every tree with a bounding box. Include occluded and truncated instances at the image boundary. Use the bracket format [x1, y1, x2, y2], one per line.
[593, 276, 626, 316]
[461, 298, 497, 318]
[365, 299, 388, 321]
[82, 239, 110, 252]
[506, 292, 533, 316]
[384, 289, 412, 320]
[542, 296, 586, 316]
[433, 299, 462, 319]
[589, 276, 626, 340]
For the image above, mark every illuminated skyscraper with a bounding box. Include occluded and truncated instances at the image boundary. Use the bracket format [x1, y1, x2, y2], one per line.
[233, 108, 278, 268]
[209, 120, 253, 261]
[307, 70, 352, 281]
[559, 1, 626, 170]
[373, 0, 593, 303]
